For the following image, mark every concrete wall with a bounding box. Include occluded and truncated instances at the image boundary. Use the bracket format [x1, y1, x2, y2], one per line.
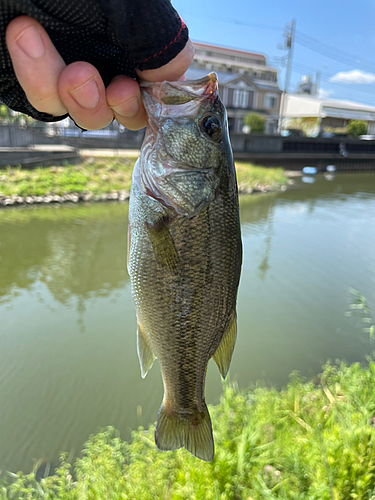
[0, 124, 144, 149]
[0, 150, 80, 168]
[231, 133, 283, 153]
[0, 125, 63, 148]
[0, 125, 35, 148]
[233, 134, 375, 170]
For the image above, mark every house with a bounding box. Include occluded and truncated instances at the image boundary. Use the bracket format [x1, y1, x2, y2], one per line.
[187, 42, 282, 134]
[283, 94, 375, 135]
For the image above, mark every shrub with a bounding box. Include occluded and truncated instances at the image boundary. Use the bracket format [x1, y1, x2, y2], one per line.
[3, 361, 375, 498]
[244, 113, 265, 133]
[0, 104, 9, 122]
[346, 120, 367, 137]
[287, 117, 319, 137]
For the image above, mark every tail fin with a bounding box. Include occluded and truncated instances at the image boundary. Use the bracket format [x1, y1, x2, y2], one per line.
[155, 402, 214, 462]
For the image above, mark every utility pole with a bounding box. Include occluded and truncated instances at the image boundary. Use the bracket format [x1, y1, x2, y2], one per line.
[315, 71, 321, 97]
[278, 19, 296, 134]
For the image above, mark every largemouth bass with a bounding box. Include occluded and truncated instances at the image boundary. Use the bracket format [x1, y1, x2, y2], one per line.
[127, 73, 242, 461]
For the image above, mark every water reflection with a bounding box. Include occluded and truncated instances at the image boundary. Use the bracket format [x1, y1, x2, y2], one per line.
[258, 229, 272, 280]
[0, 203, 129, 305]
[236, 174, 375, 391]
[239, 192, 276, 227]
[302, 175, 316, 184]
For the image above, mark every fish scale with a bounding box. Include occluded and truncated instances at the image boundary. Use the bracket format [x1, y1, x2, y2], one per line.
[128, 73, 242, 461]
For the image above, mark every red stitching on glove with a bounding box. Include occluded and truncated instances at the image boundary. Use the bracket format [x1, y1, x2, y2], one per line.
[133, 19, 186, 65]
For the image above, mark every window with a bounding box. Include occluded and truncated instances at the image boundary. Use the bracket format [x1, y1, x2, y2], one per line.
[233, 89, 249, 108]
[264, 93, 277, 109]
[235, 118, 244, 133]
[265, 119, 278, 134]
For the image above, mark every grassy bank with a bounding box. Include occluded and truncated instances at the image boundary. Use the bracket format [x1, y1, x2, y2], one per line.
[0, 158, 136, 198]
[0, 158, 287, 200]
[235, 162, 287, 194]
[2, 360, 375, 499]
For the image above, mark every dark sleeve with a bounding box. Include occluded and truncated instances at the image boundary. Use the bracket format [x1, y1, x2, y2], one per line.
[0, 0, 189, 122]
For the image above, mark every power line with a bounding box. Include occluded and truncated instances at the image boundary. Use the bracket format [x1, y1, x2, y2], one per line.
[224, 19, 283, 31]
[275, 33, 375, 98]
[187, 13, 375, 99]
[296, 30, 375, 68]
[291, 61, 341, 80]
[187, 14, 375, 73]
[291, 61, 375, 97]
[295, 30, 375, 72]
[187, 14, 375, 72]
[273, 56, 375, 98]
[185, 14, 283, 32]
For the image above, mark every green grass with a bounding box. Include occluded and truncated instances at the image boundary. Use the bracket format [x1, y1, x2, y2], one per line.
[235, 162, 287, 193]
[2, 359, 375, 499]
[0, 158, 136, 198]
[0, 159, 287, 199]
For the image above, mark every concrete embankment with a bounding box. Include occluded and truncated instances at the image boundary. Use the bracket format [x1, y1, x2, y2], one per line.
[231, 133, 375, 171]
[0, 145, 80, 168]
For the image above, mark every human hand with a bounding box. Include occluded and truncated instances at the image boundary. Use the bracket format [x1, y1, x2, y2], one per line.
[5, 16, 194, 130]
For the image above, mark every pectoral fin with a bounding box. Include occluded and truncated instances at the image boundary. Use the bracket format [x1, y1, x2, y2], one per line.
[137, 322, 156, 378]
[213, 311, 237, 379]
[146, 219, 178, 272]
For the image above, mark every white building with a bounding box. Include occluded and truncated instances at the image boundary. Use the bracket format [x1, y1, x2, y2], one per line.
[284, 94, 375, 135]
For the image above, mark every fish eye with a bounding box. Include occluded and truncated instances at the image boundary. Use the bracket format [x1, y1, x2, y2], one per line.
[200, 115, 222, 142]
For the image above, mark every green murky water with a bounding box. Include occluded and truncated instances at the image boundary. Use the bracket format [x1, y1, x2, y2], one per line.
[1, 173, 375, 473]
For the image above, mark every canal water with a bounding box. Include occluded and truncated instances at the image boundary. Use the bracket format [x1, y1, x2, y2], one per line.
[1, 173, 375, 473]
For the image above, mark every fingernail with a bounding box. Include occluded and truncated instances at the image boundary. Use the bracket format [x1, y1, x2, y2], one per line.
[69, 79, 99, 109]
[112, 97, 139, 117]
[16, 27, 45, 59]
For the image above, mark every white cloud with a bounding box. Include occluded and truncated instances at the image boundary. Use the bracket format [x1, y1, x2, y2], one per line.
[317, 88, 333, 99]
[329, 69, 375, 84]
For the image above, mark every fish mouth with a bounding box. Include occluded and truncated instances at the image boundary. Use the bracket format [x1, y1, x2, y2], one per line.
[140, 73, 218, 108]
[140, 72, 217, 94]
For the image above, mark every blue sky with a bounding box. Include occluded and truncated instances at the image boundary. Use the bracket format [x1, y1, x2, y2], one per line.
[173, 0, 375, 107]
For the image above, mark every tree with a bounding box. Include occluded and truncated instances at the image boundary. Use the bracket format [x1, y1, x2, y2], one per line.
[287, 117, 319, 136]
[244, 113, 265, 133]
[0, 104, 9, 122]
[346, 120, 367, 137]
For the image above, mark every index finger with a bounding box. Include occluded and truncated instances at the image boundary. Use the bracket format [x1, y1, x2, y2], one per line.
[6, 16, 67, 116]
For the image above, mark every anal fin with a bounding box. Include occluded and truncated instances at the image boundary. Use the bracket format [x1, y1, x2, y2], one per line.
[137, 322, 156, 378]
[213, 311, 237, 379]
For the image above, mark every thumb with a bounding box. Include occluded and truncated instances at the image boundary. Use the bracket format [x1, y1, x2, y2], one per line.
[135, 39, 194, 83]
